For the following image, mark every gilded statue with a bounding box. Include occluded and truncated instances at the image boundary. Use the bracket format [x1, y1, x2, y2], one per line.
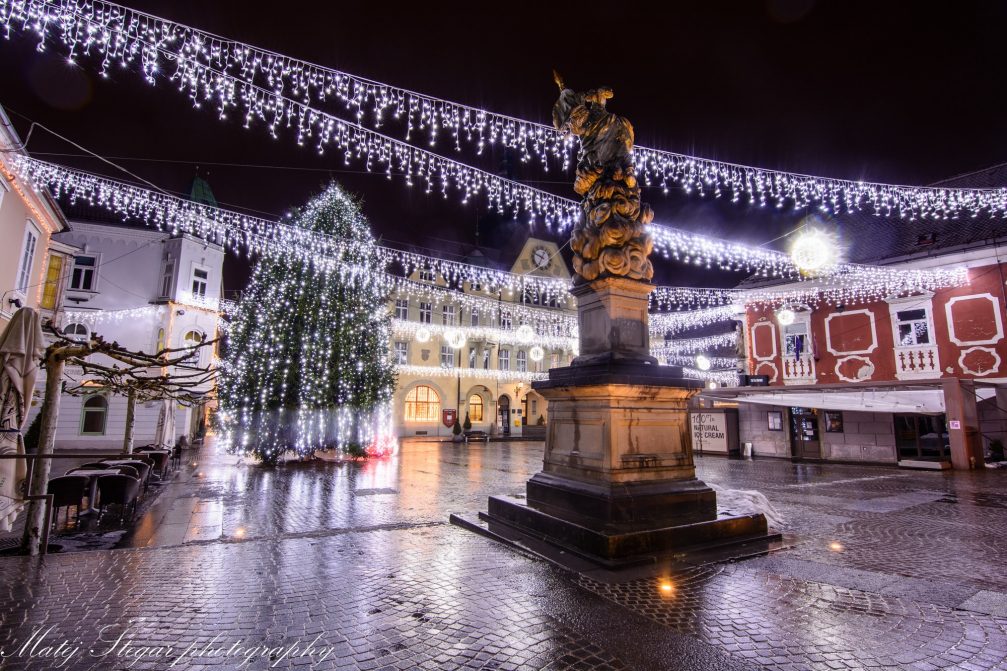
[552, 72, 654, 284]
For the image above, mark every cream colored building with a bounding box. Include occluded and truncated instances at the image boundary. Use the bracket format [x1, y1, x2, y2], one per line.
[390, 238, 576, 438]
[0, 106, 73, 331]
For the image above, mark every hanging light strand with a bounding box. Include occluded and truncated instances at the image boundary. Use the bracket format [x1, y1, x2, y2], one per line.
[2, 0, 1005, 220]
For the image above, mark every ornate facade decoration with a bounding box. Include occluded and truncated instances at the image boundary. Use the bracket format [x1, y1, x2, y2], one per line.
[552, 73, 654, 284]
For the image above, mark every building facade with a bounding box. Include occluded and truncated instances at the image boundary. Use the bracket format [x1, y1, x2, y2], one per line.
[34, 218, 225, 449]
[707, 172, 1007, 470]
[389, 238, 576, 438]
[0, 107, 72, 331]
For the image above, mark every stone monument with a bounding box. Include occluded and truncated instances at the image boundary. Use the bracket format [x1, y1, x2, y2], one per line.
[481, 75, 774, 565]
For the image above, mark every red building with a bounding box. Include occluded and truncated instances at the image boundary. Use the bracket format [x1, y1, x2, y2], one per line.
[705, 165, 1007, 470]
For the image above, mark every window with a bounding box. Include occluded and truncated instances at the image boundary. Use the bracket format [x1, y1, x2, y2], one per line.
[419, 302, 432, 324]
[80, 395, 108, 435]
[517, 350, 528, 373]
[40, 254, 64, 310]
[405, 385, 440, 422]
[483, 348, 490, 370]
[156, 327, 166, 353]
[498, 349, 510, 371]
[783, 323, 808, 358]
[395, 298, 409, 320]
[63, 323, 89, 342]
[469, 394, 484, 422]
[191, 267, 209, 298]
[896, 309, 930, 346]
[531, 400, 538, 417]
[468, 347, 476, 368]
[500, 311, 512, 330]
[442, 304, 456, 325]
[69, 254, 97, 292]
[184, 330, 205, 346]
[419, 267, 435, 283]
[16, 223, 39, 294]
[394, 341, 409, 364]
[183, 330, 205, 364]
[470, 310, 479, 327]
[160, 260, 175, 298]
[440, 345, 454, 368]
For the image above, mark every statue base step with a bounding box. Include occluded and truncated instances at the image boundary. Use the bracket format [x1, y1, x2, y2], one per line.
[482, 494, 775, 566]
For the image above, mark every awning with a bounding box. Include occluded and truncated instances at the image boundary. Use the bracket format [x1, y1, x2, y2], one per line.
[703, 384, 999, 415]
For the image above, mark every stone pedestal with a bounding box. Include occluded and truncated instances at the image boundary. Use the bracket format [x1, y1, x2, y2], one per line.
[479, 278, 775, 565]
[572, 278, 658, 366]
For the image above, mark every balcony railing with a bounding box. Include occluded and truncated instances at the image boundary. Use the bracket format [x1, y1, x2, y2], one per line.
[895, 345, 940, 379]
[782, 354, 816, 384]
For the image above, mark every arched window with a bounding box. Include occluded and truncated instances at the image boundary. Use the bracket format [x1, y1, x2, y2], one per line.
[404, 385, 440, 422]
[63, 323, 89, 342]
[183, 330, 205, 346]
[155, 327, 166, 353]
[183, 330, 205, 364]
[468, 394, 484, 422]
[80, 395, 108, 435]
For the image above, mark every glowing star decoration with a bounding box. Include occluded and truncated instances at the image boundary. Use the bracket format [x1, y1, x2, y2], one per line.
[790, 229, 837, 274]
[445, 329, 466, 350]
[776, 308, 796, 326]
[529, 346, 545, 362]
[515, 324, 535, 344]
[415, 327, 432, 343]
[695, 354, 712, 371]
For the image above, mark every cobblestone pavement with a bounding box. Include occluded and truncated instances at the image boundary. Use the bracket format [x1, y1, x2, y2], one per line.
[0, 440, 1005, 670]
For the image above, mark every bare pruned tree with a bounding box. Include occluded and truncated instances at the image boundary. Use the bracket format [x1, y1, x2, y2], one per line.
[22, 327, 217, 555]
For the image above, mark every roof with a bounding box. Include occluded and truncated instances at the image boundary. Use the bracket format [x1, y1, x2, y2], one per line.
[834, 163, 1007, 265]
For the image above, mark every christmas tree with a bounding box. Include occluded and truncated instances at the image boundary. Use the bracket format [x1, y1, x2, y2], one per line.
[219, 183, 397, 464]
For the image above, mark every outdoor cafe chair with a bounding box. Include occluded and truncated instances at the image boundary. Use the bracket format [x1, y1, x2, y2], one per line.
[76, 462, 113, 471]
[142, 450, 171, 480]
[95, 474, 141, 525]
[46, 475, 89, 530]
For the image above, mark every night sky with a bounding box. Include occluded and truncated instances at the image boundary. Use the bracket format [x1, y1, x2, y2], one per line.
[1, 0, 1005, 293]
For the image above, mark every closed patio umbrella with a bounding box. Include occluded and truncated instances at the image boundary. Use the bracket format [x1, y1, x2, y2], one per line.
[153, 398, 175, 449]
[0, 308, 45, 531]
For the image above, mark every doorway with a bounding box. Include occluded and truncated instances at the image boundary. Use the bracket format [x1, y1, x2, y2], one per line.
[789, 407, 821, 459]
[894, 414, 949, 461]
[498, 395, 511, 436]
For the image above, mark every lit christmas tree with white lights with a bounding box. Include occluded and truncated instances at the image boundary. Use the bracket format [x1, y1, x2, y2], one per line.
[219, 183, 397, 464]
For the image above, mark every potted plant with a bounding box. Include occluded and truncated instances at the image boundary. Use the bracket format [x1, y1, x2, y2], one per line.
[452, 417, 464, 442]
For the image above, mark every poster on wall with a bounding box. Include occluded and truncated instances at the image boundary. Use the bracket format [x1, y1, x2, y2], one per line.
[825, 411, 844, 433]
[690, 412, 729, 453]
[768, 411, 783, 431]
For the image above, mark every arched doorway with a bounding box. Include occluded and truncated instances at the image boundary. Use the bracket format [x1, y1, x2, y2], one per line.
[498, 394, 511, 436]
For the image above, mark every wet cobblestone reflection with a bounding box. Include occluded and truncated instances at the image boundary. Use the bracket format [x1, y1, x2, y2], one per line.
[0, 440, 1004, 670]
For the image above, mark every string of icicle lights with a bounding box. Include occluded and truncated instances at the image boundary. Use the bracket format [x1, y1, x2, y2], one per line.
[654, 332, 738, 355]
[14, 158, 968, 309]
[3, 0, 1006, 220]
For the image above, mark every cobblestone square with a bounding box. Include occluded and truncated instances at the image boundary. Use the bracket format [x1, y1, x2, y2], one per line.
[1, 440, 1005, 670]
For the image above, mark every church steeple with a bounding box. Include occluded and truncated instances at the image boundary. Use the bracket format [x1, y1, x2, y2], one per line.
[189, 169, 218, 208]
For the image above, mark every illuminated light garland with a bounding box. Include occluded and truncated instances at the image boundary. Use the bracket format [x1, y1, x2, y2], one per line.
[650, 305, 742, 335]
[390, 319, 577, 351]
[395, 364, 547, 382]
[62, 305, 166, 325]
[662, 354, 736, 369]
[15, 157, 968, 307]
[681, 367, 740, 386]
[388, 276, 576, 334]
[4, 0, 1006, 220]
[654, 332, 738, 355]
